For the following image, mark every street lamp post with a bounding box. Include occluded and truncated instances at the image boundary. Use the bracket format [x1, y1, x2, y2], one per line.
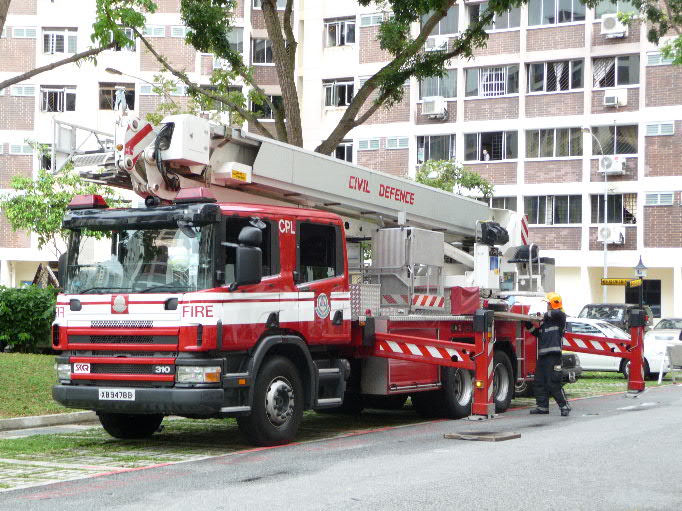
[634, 256, 648, 309]
[582, 126, 608, 303]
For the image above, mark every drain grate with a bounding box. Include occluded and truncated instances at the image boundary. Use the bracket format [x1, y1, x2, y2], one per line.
[444, 431, 521, 442]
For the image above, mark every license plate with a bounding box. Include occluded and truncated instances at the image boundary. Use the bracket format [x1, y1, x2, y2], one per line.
[98, 389, 136, 401]
[73, 363, 91, 374]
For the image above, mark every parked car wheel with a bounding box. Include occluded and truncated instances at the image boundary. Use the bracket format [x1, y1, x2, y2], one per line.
[622, 358, 652, 381]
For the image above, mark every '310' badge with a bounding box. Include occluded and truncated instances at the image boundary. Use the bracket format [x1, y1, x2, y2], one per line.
[315, 293, 330, 319]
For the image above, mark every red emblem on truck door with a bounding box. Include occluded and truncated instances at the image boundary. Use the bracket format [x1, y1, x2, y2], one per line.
[111, 295, 129, 314]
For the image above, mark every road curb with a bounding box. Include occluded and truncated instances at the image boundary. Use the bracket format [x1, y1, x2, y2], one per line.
[0, 411, 98, 432]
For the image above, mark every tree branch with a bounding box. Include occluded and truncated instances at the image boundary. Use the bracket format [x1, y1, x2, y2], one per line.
[133, 27, 275, 139]
[0, 43, 115, 91]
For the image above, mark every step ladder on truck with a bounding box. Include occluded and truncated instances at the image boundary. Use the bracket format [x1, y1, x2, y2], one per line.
[51, 114, 647, 446]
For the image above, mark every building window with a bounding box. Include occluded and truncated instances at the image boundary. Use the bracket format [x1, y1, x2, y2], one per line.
[417, 134, 455, 164]
[325, 18, 355, 47]
[591, 125, 638, 155]
[468, 3, 520, 31]
[10, 85, 35, 97]
[250, 95, 283, 119]
[324, 79, 354, 107]
[528, 60, 583, 92]
[645, 192, 674, 206]
[170, 26, 189, 38]
[465, 65, 519, 97]
[9, 143, 33, 155]
[334, 141, 353, 162]
[253, 0, 286, 9]
[593, 55, 640, 88]
[110, 27, 135, 51]
[358, 138, 380, 150]
[464, 131, 517, 161]
[43, 28, 77, 54]
[12, 27, 37, 38]
[528, 0, 585, 25]
[645, 122, 675, 136]
[252, 38, 274, 64]
[590, 193, 637, 224]
[360, 14, 384, 27]
[647, 52, 674, 66]
[526, 128, 583, 158]
[99, 83, 135, 110]
[491, 196, 518, 211]
[524, 195, 582, 225]
[40, 86, 76, 112]
[142, 25, 165, 37]
[386, 136, 409, 149]
[419, 69, 456, 99]
[421, 5, 459, 35]
[595, 0, 638, 18]
[625, 279, 661, 317]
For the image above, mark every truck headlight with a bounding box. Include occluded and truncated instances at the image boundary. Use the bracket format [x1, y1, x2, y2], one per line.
[176, 366, 221, 383]
[55, 363, 71, 380]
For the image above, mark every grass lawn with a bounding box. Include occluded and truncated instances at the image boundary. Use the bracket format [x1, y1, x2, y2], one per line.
[0, 353, 72, 418]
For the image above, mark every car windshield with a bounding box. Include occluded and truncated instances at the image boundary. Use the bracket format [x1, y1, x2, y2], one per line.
[654, 319, 682, 330]
[63, 225, 215, 294]
[597, 322, 630, 339]
[578, 306, 624, 321]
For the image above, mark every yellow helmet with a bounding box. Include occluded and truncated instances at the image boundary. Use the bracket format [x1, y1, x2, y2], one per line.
[545, 292, 563, 310]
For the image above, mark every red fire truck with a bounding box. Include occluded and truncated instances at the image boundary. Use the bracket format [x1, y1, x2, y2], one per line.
[52, 115, 647, 445]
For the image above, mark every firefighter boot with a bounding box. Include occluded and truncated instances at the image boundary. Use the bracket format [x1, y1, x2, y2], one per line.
[560, 407, 570, 417]
[529, 408, 549, 415]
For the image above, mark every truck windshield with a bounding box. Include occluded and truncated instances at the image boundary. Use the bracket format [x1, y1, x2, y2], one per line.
[63, 225, 215, 294]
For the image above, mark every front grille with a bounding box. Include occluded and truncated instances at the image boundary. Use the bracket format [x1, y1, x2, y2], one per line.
[90, 364, 173, 375]
[87, 351, 178, 358]
[69, 335, 177, 345]
[91, 320, 154, 328]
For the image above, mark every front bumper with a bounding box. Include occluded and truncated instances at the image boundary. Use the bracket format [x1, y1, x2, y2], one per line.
[53, 385, 225, 415]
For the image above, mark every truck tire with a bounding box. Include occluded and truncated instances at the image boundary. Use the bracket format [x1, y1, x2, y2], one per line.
[439, 367, 474, 419]
[237, 356, 304, 446]
[493, 351, 514, 413]
[98, 412, 163, 439]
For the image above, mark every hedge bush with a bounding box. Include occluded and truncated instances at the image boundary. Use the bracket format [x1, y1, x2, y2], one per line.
[0, 286, 58, 353]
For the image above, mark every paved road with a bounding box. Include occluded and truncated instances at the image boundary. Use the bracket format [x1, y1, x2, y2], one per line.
[3, 385, 682, 511]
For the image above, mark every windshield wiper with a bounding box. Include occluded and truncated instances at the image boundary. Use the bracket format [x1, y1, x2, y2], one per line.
[137, 285, 186, 293]
[75, 287, 133, 294]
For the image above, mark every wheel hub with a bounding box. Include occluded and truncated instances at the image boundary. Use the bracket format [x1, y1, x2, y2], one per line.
[265, 377, 294, 426]
[452, 369, 473, 406]
[493, 362, 509, 401]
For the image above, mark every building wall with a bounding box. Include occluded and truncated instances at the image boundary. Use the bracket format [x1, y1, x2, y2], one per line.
[524, 159, 582, 184]
[644, 192, 682, 248]
[644, 122, 682, 177]
[0, 34, 36, 72]
[0, 97, 35, 130]
[529, 227, 582, 250]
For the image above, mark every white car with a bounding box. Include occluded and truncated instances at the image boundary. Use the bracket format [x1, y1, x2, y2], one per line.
[565, 317, 681, 380]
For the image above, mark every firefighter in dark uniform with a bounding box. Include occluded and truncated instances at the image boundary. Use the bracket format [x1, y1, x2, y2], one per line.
[525, 292, 571, 417]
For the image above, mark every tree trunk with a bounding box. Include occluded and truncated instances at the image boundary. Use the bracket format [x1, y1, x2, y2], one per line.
[0, 0, 11, 35]
[261, 0, 303, 146]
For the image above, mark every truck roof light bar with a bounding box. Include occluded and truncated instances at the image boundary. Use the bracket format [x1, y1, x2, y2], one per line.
[173, 187, 217, 204]
[67, 194, 109, 210]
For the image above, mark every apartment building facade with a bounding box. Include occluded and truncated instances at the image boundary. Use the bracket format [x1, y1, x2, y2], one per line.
[1, 0, 682, 317]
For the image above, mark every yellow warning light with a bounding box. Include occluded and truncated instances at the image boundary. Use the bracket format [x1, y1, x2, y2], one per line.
[116, 144, 124, 151]
[475, 380, 483, 388]
[238, 378, 247, 385]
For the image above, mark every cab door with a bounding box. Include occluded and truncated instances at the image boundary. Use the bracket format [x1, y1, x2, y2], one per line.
[296, 221, 350, 345]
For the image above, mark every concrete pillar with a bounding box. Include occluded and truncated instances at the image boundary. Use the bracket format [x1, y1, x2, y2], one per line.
[674, 267, 682, 317]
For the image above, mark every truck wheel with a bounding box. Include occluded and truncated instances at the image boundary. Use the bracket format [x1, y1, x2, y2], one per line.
[237, 356, 304, 446]
[440, 368, 474, 419]
[493, 351, 514, 413]
[98, 412, 163, 439]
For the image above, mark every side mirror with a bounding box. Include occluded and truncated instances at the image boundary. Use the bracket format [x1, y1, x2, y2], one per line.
[57, 253, 67, 288]
[234, 245, 262, 287]
[238, 226, 262, 246]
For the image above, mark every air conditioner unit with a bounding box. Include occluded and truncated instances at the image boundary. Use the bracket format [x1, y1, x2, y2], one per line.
[603, 94, 620, 107]
[425, 36, 449, 52]
[601, 14, 627, 38]
[421, 96, 447, 118]
[597, 225, 625, 245]
[603, 88, 627, 107]
[599, 155, 626, 174]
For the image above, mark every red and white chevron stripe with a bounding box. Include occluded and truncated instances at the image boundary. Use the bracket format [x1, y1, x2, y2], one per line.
[382, 294, 409, 305]
[520, 215, 529, 246]
[563, 333, 629, 355]
[412, 294, 446, 308]
[376, 339, 467, 365]
[486, 337, 495, 401]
